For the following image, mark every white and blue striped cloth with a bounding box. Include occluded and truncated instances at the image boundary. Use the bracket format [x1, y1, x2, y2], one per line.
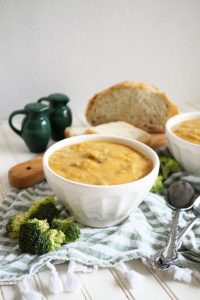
[0, 172, 200, 285]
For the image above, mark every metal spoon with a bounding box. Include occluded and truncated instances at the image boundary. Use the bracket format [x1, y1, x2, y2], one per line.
[176, 195, 200, 249]
[149, 180, 195, 270]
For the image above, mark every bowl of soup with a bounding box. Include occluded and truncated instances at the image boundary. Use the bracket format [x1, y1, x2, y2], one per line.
[43, 134, 159, 227]
[166, 111, 200, 174]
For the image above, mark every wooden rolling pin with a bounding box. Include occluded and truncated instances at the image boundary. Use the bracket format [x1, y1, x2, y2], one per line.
[8, 156, 44, 189]
[8, 133, 166, 189]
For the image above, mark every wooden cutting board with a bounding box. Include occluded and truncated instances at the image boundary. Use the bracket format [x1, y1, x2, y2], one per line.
[8, 133, 166, 189]
[149, 133, 166, 149]
[8, 156, 44, 189]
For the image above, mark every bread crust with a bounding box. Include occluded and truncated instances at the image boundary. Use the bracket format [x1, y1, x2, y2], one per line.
[85, 81, 179, 133]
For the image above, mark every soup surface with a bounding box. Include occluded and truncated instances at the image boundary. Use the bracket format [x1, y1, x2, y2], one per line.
[172, 118, 200, 145]
[48, 141, 153, 185]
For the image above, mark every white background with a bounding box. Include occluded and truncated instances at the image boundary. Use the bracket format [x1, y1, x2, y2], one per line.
[0, 0, 200, 121]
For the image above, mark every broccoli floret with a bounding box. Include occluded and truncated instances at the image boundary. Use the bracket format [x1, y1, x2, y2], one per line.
[52, 218, 80, 243]
[45, 229, 65, 250]
[28, 196, 60, 223]
[6, 213, 29, 239]
[6, 196, 60, 239]
[151, 176, 164, 194]
[19, 218, 65, 254]
[150, 156, 179, 194]
[159, 156, 179, 180]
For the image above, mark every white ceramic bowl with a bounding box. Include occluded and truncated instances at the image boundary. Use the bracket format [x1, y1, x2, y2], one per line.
[43, 134, 159, 227]
[166, 111, 200, 174]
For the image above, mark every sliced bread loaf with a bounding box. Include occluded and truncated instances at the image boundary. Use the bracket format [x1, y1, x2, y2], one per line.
[85, 82, 179, 133]
[64, 126, 87, 138]
[64, 121, 151, 144]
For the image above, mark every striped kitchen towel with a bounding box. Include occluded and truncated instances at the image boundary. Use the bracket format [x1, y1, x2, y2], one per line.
[0, 174, 200, 285]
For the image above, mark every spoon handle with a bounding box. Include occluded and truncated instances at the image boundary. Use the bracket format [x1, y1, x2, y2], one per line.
[151, 210, 180, 269]
[176, 216, 199, 249]
[159, 210, 180, 259]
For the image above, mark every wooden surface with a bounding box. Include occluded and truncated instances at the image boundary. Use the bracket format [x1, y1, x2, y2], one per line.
[0, 101, 200, 300]
[149, 133, 166, 149]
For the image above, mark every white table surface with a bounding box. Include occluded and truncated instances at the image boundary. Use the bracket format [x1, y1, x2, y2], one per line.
[0, 101, 200, 300]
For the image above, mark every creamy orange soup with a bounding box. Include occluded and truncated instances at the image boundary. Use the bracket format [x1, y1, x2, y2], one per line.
[48, 141, 153, 185]
[172, 118, 200, 145]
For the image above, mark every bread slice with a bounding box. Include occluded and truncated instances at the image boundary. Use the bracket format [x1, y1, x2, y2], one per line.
[85, 82, 179, 133]
[64, 121, 151, 144]
[64, 126, 87, 138]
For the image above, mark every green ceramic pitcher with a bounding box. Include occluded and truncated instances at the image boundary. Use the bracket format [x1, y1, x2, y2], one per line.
[38, 93, 72, 141]
[8, 103, 51, 153]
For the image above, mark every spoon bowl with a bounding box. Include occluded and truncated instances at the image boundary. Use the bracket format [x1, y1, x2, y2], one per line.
[166, 180, 196, 210]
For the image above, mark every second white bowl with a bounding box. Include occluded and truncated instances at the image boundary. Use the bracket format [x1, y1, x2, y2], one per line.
[166, 111, 200, 174]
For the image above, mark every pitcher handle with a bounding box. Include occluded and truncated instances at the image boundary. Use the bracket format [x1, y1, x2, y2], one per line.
[8, 109, 27, 136]
[37, 97, 50, 104]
